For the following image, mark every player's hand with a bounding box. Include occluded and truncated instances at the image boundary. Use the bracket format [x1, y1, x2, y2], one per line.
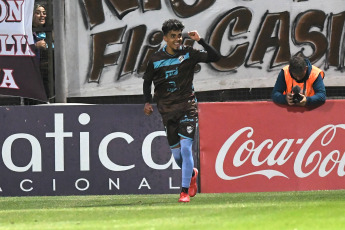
[144, 103, 153, 116]
[188, 30, 200, 42]
[286, 93, 294, 106]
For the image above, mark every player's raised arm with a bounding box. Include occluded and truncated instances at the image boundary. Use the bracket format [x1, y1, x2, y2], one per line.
[188, 30, 221, 63]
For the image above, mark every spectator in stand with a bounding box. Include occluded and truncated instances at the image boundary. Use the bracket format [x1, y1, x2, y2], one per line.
[32, 3, 49, 100]
[33, 4, 47, 56]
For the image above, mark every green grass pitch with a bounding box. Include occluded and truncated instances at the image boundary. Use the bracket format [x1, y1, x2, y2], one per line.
[1, 190, 345, 230]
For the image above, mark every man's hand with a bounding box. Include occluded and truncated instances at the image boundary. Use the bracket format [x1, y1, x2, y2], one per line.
[144, 103, 153, 116]
[188, 30, 200, 42]
[286, 93, 294, 106]
[296, 95, 307, 107]
[286, 93, 307, 106]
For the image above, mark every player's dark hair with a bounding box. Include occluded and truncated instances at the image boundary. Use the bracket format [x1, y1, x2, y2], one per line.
[289, 56, 306, 74]
[162, 19, 185, 35]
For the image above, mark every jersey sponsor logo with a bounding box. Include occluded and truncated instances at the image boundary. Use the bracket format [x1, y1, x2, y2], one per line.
[153, 53, 190, 69]
[165, 68, 178, 79]
[180, 115, 194, 123]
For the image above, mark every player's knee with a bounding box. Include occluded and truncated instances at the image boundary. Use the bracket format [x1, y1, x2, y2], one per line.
[171, 147, 182, 167]
[180, 138, 193, 157]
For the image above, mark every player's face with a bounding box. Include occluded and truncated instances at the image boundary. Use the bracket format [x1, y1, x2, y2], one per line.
[163, 30, 183, 55]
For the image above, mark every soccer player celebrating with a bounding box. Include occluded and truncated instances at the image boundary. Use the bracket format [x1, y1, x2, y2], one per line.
[143, 19, 221, 202]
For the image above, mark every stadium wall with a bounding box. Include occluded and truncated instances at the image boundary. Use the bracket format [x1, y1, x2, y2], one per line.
[57, 0, 345, 102]
[1, 100, 344, 196]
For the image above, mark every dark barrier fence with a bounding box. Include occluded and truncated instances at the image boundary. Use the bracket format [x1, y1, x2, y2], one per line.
[0, 104, 194, 196]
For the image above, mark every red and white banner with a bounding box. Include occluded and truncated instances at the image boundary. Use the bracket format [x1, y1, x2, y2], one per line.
[0, 0, 47, 101]
[199, 100, 345, 193]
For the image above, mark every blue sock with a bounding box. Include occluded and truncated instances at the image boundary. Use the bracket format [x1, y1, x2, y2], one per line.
[180, 138, 194, 188]
[171, 147, 182, 168]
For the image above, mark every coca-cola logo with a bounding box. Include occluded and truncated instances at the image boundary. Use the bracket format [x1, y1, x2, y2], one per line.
[215, 124, 345, 180]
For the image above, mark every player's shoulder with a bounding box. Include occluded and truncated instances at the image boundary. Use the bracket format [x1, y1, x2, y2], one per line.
[146, 53, 162, 67]
[149, 48, 167, 61]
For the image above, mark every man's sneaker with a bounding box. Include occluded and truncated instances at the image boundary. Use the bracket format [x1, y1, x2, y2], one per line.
[178, 192, 190, 202]
[189, 168, 198, 197]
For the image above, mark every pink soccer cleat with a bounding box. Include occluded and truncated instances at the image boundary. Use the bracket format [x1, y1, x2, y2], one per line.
[188, 168, 198, 197]
[178, 192, 190, 202]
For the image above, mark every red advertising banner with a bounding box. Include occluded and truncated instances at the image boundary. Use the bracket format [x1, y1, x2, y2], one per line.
[199, 100, 345, 193]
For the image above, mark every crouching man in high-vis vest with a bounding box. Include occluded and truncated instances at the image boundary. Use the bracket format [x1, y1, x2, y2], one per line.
[272, 56, 326, 107]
